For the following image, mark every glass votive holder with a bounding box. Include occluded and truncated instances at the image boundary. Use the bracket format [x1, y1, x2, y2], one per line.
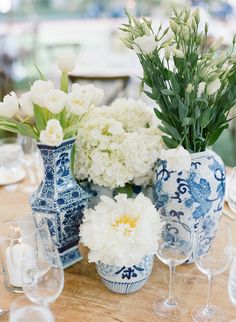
[0, 220, 37, 293]
[9, 296, 55, 322]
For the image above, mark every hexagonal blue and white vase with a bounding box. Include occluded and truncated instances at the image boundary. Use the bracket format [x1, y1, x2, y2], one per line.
[29, 138, 89, 268]
[154, 150, 225, 262]
[96, 255, 154, 294]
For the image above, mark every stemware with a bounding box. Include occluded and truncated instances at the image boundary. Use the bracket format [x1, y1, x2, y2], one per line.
[153, 206, 194, 319]
[192, 222, 232, 322]
[9, 296, 55, 322]
[228, 167, 236, 217]
[228, 256, 236, 306]
[21, 218, 64, 306]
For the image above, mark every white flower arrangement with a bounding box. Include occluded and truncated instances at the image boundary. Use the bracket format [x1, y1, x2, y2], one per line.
[0, 51, 104, 147]
[74, 98, 164, 189]
[80, 193, 162, 266]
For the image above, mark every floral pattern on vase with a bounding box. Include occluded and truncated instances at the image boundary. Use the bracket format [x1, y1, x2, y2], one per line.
[154, 150, 225, 262]
[29, 138, 89, 268]
[96, 255, 154, 294]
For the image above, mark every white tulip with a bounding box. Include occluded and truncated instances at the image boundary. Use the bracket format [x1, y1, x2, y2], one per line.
[57, 50, 77, 73]
[43, 89, 67, 114]
[133, 34, 157, 55]
[159, 146, 191, 172]
[31, 80, 54, 107]
[197, 82, 206, 97]
[207, 78, 221, 95]
[39, 119, 64, 146]
[19, 92, 34, 117]
[0, 91, 19, 118]
[68, 84, 104, 115]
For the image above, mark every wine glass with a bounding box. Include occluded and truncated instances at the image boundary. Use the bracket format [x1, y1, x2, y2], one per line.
[9, 296, 55, 322]
[153, 206, 194, 319]
[228, 167, 236, 217]
[228, 256, 236, 306]
[192, 222, 232, 321]
[21, 219, 64, 306]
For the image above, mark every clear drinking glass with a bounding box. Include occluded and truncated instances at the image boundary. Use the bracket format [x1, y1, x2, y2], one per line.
[9, 296, 55, 322]
[153, 206, 194, 319]
[0, 219, 38, 293]
[192, 222, 232, 322]
[228, 167, 236, 215]
[21, 222, 64, 306]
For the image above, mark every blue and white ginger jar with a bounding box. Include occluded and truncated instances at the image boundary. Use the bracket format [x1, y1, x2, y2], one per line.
[96, 255, 154, 294]
[29, 138, 89, 268]
[154, 150, 225, 262]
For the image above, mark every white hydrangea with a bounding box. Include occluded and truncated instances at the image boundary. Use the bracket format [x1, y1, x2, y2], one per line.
[80, 193, 162, 266]
[74, 98, 164, 188]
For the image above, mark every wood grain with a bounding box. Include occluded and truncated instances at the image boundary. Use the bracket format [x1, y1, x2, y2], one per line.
[0, 179, 236, 322]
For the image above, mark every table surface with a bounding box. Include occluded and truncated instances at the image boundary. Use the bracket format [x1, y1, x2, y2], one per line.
[0, 180, 236, 322]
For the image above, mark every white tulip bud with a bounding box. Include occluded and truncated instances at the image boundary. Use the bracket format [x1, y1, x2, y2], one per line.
[57, 50, 77, 73]
[207, 78, 221, 95]
[173, 48, 184, 58]
[186, 83, 193, 93]
[197, 82, 206, 97]
[164, 46, 171, 60]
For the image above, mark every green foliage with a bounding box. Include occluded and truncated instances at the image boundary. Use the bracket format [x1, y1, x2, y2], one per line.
[121, 8, 236, 152]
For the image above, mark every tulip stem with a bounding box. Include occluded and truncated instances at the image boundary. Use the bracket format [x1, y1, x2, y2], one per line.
[61, 72, 68, 93]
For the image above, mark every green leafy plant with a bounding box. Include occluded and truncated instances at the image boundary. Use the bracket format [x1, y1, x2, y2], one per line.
[121, 8, 236, 152]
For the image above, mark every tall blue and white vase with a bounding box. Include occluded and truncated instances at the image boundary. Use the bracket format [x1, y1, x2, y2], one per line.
[96, 255, 154, 294]
[154, 150, 225, 261]
[29, 138, 89, 268]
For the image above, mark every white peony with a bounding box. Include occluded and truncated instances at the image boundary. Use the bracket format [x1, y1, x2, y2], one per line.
[31, 80, 54, 107]
[80, 193, 162, 266]
[133, 34, 157, 55]
[39, 119, 64, 146]
[0, 91, 19, 118]
[159, 146, 191, 172]
[57, 50, 77, 73]
[19, 92, 34, 117]
[43, 89, 67, 114]
[67, 84, 104, 115]
[207, 78, 221, 96]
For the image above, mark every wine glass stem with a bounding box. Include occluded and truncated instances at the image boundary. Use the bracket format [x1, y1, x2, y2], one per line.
[206, 276, 214, 311]
[166, 264, 176, 305]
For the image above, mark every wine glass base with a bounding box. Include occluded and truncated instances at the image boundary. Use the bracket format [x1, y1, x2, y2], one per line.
[153, 296, 187, 320]
[191, 304, 225, 322]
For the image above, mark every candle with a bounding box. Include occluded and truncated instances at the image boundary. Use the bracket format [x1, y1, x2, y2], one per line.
[5, 243, 34, 287]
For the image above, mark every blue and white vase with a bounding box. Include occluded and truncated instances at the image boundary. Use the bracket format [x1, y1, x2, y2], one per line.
[79, 181, 154, 208]
[29, 138, 89, 268]
[154, 150, 225, 262]
[96, 255, 154, 294]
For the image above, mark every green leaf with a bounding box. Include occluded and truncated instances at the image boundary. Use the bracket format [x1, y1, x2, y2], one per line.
[162, 135, 178, 149]
[178, 100, 188, 122]
[115, 184, 133, 198]
[161, 89, 175, 96]
[199, 109, 213, 128]
[33, 105, 47, 132]
[207, 124, 228, 146]
[34, 64, 46, 80]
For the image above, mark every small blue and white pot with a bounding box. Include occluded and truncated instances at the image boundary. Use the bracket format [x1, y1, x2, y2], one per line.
[96, 255, 154, 294]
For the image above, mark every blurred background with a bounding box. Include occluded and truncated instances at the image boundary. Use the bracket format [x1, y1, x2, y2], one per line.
[0, 0, 235, 166]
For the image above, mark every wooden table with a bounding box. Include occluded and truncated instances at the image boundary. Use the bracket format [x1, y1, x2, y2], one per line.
[0, 181, 236, 322]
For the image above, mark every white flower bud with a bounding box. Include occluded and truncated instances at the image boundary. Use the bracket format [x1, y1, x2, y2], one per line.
[207, 78, 221, 95]
[0, 91, 19, 118]
[173, 48, 184, 58]
[186, 83, 193, 93]
[19, 92, 34, 117]
[197, 82, 206, 97]
[133, 34, 157, 55]
[57, 50, 77, 73]
[39, 119, 64, 146]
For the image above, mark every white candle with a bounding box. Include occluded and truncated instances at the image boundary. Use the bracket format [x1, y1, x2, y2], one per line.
[5, 243, 34, 287]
